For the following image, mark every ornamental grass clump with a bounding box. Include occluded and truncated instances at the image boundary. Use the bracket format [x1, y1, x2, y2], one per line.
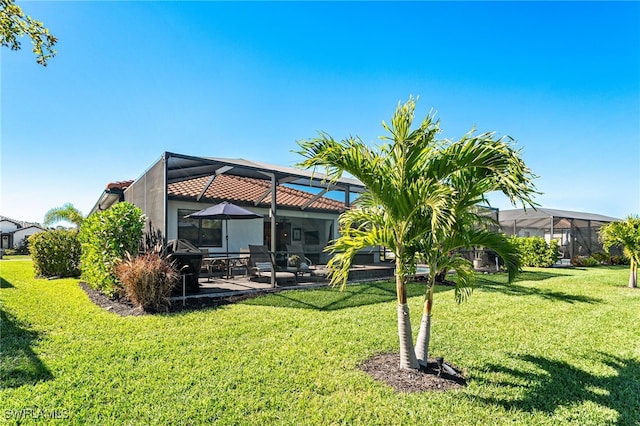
[115, 253, 179, 312]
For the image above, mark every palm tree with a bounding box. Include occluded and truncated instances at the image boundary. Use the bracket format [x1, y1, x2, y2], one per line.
[296, 97, 537, 370]
[413, 210, 522, 366]
[599, 216, 640, 288]
[43, 203, 84, 228]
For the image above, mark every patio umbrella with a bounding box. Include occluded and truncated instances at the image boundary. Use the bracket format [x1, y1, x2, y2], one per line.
[184, 202, 263, 259]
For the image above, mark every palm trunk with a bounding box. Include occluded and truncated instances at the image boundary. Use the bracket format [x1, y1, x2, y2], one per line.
[396, 257, 419, 370]
[398, 303, 419, 369]
[415, 311, 431, 367]
[629, 260, 637, 289]
[415, 274, 434, 367]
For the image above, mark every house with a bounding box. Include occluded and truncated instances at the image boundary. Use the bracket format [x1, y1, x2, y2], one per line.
[499, 208, 620, 259]
[90, 152, 371, 265]
[0, 216, 45, 250]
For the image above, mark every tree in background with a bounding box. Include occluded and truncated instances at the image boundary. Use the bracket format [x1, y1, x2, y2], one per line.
[297, 97, 536, 370]
[600, 215, 640, 288]
[1, 0, 57, 66]
[43, 203, 84, 228]
[32, 202, 83, 278]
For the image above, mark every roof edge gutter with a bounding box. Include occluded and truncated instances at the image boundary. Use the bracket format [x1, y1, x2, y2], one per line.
[88, 189, 125, 216]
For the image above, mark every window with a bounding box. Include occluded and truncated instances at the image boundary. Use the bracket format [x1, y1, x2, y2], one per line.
[177, 209, 222, 247]
[303, 230, 320, 245]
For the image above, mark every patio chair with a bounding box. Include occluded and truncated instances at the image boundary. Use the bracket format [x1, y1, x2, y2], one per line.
[247, 245, 296, 284]
[238, 247, 251, 277]
[247, 244, 273, 277]
[286, 243, 314, 273]
[286, 243, 328, 282]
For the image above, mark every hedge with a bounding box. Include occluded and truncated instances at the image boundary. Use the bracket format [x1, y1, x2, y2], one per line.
[508, 236, 559, 268]
[78, 202, 144, 297]
[30, 229, 81, 278]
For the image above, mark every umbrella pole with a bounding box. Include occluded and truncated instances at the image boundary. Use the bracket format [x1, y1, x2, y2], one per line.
[225, 220, 229, 278]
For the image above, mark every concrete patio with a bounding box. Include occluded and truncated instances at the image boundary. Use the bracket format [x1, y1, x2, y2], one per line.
[170, 263, 396, 302]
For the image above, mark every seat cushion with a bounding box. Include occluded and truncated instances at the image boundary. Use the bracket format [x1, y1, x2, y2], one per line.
[255, 262, 272, 272]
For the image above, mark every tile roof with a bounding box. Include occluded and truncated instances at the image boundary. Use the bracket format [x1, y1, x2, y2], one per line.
[106, 180, 134, 190]
[168, 175, 346, 212]
[0, 215, 39, 228]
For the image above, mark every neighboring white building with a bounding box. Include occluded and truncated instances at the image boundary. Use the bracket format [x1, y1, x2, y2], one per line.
[13, 225, 46, 248]
[0, 216, 45, 249]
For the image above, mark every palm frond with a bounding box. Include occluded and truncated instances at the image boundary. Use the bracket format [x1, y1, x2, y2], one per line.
[325, 224, 393, 289]
[43, 203, 84, 228]
[297, 96, 536, 297]
[447, 255, 476, 304]
[462, 229, 521, 283]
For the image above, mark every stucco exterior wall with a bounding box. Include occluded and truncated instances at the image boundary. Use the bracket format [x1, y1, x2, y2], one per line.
[13, 227, 45, 248]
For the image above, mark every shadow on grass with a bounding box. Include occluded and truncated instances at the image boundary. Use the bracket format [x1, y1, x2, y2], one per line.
[471, 353, 640, 425]
[0, 308, 53, 388]
[241, 281, 453, 311]
[0, 276, 14, 288]
[514, 270, 566, 282]
[476, 277, 602, 304]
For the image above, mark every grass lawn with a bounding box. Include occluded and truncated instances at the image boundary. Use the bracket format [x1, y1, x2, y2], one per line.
[1, 259, 639, 425]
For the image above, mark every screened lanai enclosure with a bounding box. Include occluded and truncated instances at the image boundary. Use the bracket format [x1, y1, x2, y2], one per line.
[90, 152, 369, 287]
[499, 208, 620, 259]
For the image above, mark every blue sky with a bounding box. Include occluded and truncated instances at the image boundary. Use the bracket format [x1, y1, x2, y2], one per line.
[2, 1, 639, 224]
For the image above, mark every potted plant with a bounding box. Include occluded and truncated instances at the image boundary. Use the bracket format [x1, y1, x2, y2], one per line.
[288, 254, 301, 269]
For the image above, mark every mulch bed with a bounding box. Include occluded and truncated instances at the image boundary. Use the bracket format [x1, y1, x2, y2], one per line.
[79, 282, 258, 316]
[80, 283, 144, 316]
[360, 353, 467, 392]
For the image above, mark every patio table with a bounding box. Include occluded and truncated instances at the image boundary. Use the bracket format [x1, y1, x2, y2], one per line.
[203, 257, 246, 280]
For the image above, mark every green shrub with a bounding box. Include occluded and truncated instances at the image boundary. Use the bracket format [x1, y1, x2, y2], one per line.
[582, 257, 600, 267]
[1, 239, 30, 256]
[508, 236, 559, 267]
[78, 202, 144, 297]
[571, 255, 601, 267]
[13, 238, 30, 255]
[29, 229, 81, 277]
[590, 251, 610, 264]
[610, 254, 631, 265]
[115, 252, 179, 312]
